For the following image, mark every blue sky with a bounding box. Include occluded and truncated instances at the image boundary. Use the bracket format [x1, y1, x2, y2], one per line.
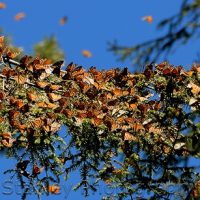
[0, 0, 200, 200]
[1, 0, 199, 69]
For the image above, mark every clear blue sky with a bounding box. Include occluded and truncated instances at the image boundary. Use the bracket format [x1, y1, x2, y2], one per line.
[0, 0, 200, 200]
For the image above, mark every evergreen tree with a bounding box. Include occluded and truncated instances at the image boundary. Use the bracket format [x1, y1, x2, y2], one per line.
[0, 37, 200, 199]
[33, 36, 65, 62]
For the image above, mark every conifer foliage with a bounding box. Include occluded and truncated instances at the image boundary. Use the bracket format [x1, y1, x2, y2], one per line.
[0, 36, 200, 199]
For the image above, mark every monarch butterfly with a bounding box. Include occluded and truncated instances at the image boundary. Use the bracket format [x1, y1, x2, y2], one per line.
[112, 88, 122, 97]
[48, 185, 60, 194]
[59, 16, 68, 25]
[48, 93, 62, 102]
[15, 99, 24, 109]
[14, 75, 27, 84]
[35, 81, 49, 88]
[27, 92, 38, 102]
[0, 36, 4, 47]
[32, 164, 43, 177]
[191, 83, 200, 95]
[132, 123, 144, 132]
[32, 118, 44, 129]
[0, 91, 5, 100]
[82, 50, 92, 58]
[14, 12, 25, 21]
[142, 15, 153, 24]
[0, 2, 6, 9]
[124, 132, 137, 141]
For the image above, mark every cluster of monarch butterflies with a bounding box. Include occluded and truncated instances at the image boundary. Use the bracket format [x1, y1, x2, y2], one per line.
[0, 35, 199, 151]
[0, 36, 200, 197]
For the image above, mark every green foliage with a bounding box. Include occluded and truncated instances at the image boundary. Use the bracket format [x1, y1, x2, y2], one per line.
[33, 36, 65, 62]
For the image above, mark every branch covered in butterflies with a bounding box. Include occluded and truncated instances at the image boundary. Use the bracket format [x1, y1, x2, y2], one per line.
[0, 36, 200, 199]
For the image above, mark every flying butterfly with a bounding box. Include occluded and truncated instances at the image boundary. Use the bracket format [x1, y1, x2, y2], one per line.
[82, 50, 92, 58]
[0, 2, 6, 9]
[142, 15, 153, 24]
[14, 12, 25, 21]
[59, 16, 68, 25]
